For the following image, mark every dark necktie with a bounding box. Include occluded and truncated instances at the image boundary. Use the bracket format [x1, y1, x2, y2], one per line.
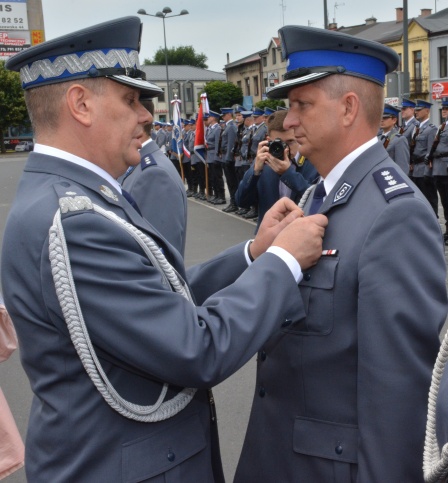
[122, 189, 142, 216]
[308, 181, 326, 215]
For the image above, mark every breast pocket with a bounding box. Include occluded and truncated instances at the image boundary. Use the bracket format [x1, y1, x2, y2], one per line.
[287, 257, 338, 335]
[121, 412, 207, 483]
[293, 416, 358, 483]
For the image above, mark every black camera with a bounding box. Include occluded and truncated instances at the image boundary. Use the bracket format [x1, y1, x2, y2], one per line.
[267, 138, 288, 160]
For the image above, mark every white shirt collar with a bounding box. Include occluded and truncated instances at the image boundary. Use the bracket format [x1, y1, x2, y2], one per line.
[33, 143, 122, 193]
[141, 138, 153, 148]
[322, 137, 378, 196]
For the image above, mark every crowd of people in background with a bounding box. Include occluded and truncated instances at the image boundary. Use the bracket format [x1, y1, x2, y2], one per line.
[149, 95, 448, 240]
[378, 97, 448, 242]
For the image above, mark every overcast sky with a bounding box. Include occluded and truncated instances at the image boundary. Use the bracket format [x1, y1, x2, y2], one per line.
[41, 0, 448, 72]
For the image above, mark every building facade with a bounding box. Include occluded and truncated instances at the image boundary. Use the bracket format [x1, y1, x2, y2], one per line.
[142, 65, 226, 122]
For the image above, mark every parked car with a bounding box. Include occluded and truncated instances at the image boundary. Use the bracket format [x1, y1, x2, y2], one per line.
[15, 141, 34, 152]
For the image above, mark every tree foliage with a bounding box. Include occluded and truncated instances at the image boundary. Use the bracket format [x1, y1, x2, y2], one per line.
[255, 99, 286, 110]
[0, 60, 29, 153]
[144, 45, 208, 69]
[203, 81, 243, 113]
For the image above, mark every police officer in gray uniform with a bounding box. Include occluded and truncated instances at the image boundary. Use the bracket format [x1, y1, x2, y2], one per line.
[427, 97, 448, 243]
[154, 121, 168, 154]
[412, 99, 438, 215]
[399, 97, 419, 148]
[1, 17, 328, 482]
[220, 107, 238, 212]
[122, 100, 188, 257]
[234, 25, 447, 483]
[204, 110, 221, 201]
[242, 107, 268, 219]
[187, 118, 206, 200]
[378, 103, 409, 172]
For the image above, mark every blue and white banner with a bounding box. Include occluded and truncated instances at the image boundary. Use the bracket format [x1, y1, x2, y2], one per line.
[171, 96, 183, 157]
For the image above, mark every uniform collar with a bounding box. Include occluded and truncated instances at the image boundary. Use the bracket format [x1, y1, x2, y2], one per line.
[322, 137, 377, 197]
[34, 143, 122, 193]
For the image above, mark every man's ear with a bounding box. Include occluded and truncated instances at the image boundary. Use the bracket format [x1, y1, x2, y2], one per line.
[65, 84, 93, 127]
[341, 92, 359, 128]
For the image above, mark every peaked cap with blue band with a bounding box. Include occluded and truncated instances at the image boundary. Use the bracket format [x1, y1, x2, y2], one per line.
[415, 99, 433, 110]
[267, 25, 399, 99]
[442, 97, 448, 108]
[399, 97, 416, 109]
[252, 107, 265, 117]
[5, 16, 163, 99]
[220, 107, 234, 116]
[383, 103, 400, 117]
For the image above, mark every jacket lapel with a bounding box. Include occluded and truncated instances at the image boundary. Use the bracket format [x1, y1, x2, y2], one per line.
[319, 142, 389, 214]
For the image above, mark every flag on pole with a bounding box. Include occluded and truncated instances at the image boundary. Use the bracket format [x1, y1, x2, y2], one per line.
[171, 95, 182, 157]
[182, 125, 191, 159]
[194, 93, 209, 164]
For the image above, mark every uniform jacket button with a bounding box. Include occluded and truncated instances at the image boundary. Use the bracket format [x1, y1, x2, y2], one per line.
[259, 386, 266, 397]
[281, 319, 292, 328]
[304, 272, 311, 281]
[335, 444, 343, 455]
[260, 350, 267, 361]
[167, 451, 175, 462]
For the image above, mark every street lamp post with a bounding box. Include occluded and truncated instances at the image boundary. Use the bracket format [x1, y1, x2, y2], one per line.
[138, 6, 189, 120]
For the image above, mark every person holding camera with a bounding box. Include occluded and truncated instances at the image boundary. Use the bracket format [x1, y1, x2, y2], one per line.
[235, 109, 318, 232]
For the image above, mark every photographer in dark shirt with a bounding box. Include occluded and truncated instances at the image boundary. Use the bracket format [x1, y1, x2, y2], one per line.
[235, 109, 318, 232]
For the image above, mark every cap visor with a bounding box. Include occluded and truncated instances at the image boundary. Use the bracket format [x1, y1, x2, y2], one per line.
[109, 75, 163, 98]
[267, 72, 331, 99]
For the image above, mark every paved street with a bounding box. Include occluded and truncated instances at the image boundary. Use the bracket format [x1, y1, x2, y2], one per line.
[1, 153, 448, 482]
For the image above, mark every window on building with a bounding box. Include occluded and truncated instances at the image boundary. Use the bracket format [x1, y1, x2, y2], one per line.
[245, 77, 250, 96]
[439, 46, 447, 78]
[160, 88, 166, 103]
[253, 76, 259, 96]
[264, 77, 268, 89]
[237, 80, 242, 90]
[272, 48, 277, 65]
[185, 85, 192, 102]
[413, 50, 422, 79]
[262, 56, 267, 67]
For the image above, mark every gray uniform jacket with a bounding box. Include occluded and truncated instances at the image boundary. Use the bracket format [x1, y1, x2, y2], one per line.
[187, 129, 199, 166]
[412, 120, 437, 178]
[205, 123, 221, 164]
[155, 128, 167, 150]
[122, 139, 188, 257]
[401, 116, 419, 145]
[240, 125, 254, 166]
[235, 142, 447, 482]
[220, 120, 237, 163]
[1, 152, 306, 483]
[378, 128, 410, 173]
[249, 122, 268, 160]
[430, 122, 448, 176]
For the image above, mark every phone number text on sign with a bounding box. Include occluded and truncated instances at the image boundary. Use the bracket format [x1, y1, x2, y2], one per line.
[0, 1, 28, 31]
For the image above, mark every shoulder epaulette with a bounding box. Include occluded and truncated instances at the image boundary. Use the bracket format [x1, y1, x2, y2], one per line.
[140, 151, 158, 170]
[372, 167, 414, 201]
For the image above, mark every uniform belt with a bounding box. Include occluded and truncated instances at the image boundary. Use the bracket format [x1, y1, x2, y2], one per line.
[434, 152, 448, 159]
